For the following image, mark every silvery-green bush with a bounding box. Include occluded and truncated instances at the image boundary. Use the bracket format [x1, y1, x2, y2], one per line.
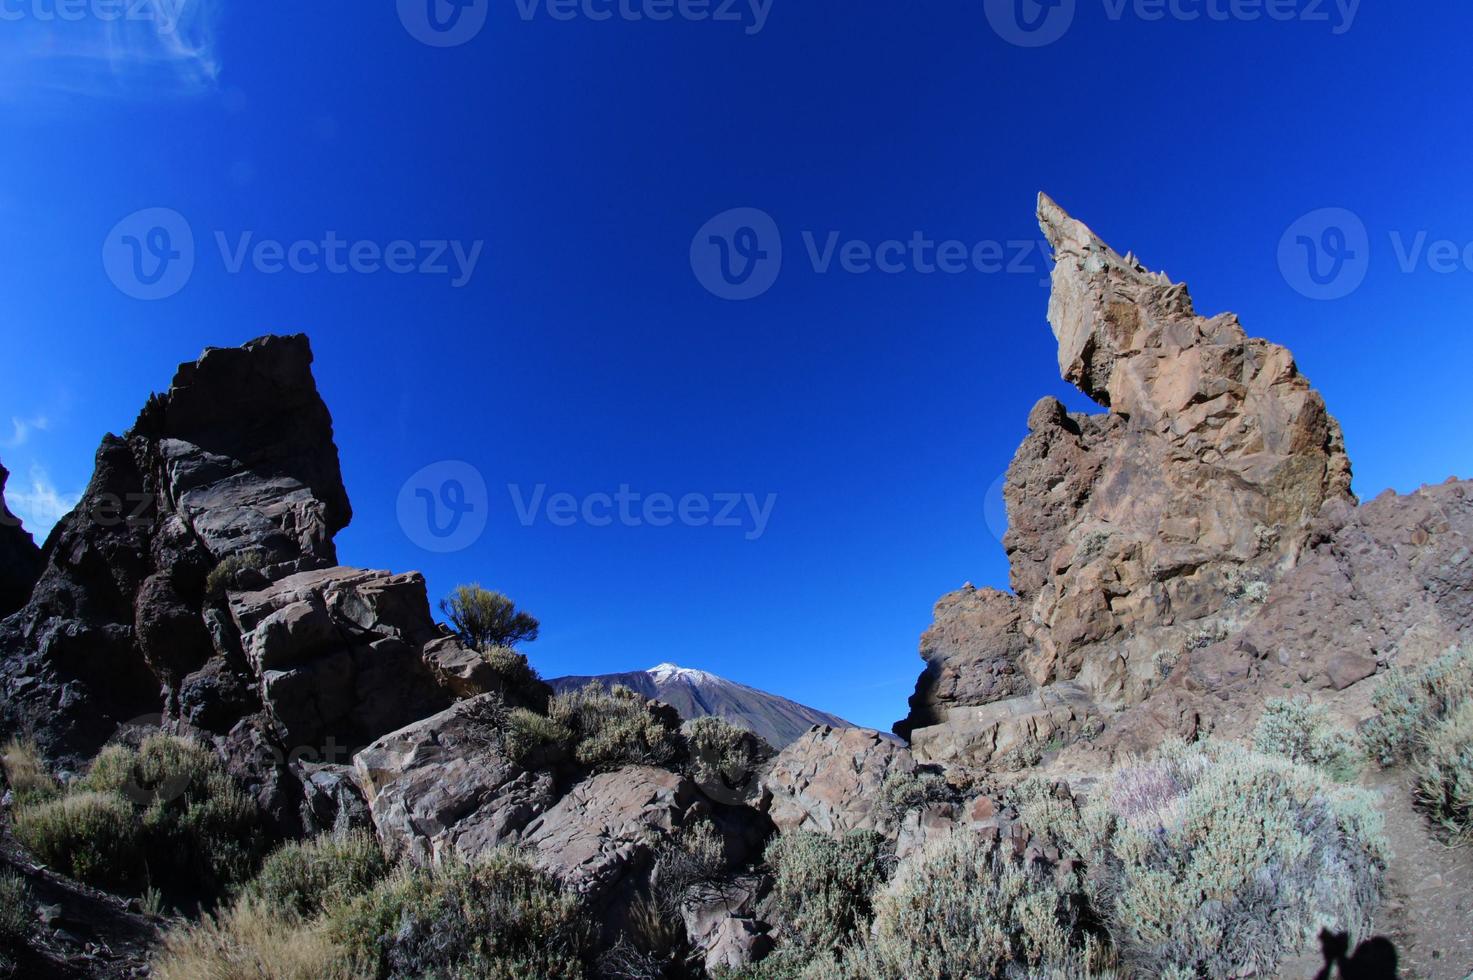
[1413, 698, 1473, 841]
[764, 830, 892, 956]
[1010, 740, 1385, 978]
[1253, 696, 1362, 781]
[548, 683, 683, 771]
[830, 832, 1113, 980]
[1363, 647, 1473, 763]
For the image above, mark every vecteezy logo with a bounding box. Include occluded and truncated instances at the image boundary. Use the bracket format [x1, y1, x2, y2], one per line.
[102, 207, 195, 300]
[396, 460, 489, 553]
[397, 0, 488, 47]
[690, 207, 783, 300]
[1278, 208, 1370, 300]
[983, 0, 1075, 47]
[114, 714, 192, 806]
[983, 472, 1009, 546]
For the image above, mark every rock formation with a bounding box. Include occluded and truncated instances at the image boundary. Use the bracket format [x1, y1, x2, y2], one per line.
[0, 336, 518, 835]
[896, 196, 1472, 771]
[0, 461, 41, 619]
[761, 725, 918, 835]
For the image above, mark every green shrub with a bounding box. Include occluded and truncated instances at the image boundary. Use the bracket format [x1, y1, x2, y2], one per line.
[0, 870, 34, 947]
[875, 768, 953, 824]
[330, 850, 595, 979]
[1253, 696, 1362, 781]
[481, 645, 538, 687]
[832, 833, 1113, 980]
[548, 684, 683, 771]
[651, 818, 729, 913]
[16, 734, 262, 900]
[13, 790, 141, 887]
[440, 585, 540, 651]
[683, 716, 771, 794]
[2, 738, 59, 808]
[204, 550, 265, 597]
[764, 830, 893, 956]
[1010, 740, 1385, 978]
[503, 707, 574, 766]
[1413, 698, 1473, 841]
[247, 831, 390, 919]
[1363, 647, 1473, 763]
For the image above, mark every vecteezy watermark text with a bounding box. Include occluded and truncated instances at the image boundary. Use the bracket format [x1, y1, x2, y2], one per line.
[690, 207, 1053, 300]
[0, 0, 183, 31]
[514, 0, 772, 33]
[397, 0, 771, 46]
[984, 0, 1359, 48]
[103, 207, 483, 299]
[508, 484, 777, 540]
[1278, 207, 1473, 300]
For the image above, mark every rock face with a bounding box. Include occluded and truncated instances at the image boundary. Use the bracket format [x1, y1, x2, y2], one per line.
[897, 196, 1472, 769]
[549, 663, 854, 749]
[353, 695, 556, 865]
[0, 335, 354, 763]
[0, 336, 488, 835]
[1102, 477, 1473, 755]
[0, 461, 41, 619]
[761, 726, 917, 835]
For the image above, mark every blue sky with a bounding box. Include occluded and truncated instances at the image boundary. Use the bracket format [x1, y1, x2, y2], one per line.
[1, 0, 1470, 731]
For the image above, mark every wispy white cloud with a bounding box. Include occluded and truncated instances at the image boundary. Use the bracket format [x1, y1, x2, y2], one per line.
[0, 0, 224, 101]
[1, 416, 50, 449]
[6, 464, 81, 540]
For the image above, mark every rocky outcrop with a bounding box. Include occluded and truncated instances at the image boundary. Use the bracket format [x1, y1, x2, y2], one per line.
[0, 335, 353, 764]
[226, 566, 450, 750]
[761, 726, 916, 835]
[1095, 477, 1473, 756]
[0, 462, 41, 619]
[0, 336, 481, 835]
[353, 695, 556, 865]
[898, 196, 1470, 770]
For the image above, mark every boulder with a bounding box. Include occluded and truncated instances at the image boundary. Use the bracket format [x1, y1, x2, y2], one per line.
[680, 874, 772, 972]
[228, 566, 450, 749]
[521, 766, 701, 906]
[353, 695, 555, 865]
[761, 726, 915, 835]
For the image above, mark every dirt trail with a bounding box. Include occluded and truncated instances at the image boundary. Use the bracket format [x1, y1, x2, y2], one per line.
[1369, 771, 1473, 979]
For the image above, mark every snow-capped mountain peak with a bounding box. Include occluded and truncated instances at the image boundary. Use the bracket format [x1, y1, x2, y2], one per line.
[549, 662, 855, 748]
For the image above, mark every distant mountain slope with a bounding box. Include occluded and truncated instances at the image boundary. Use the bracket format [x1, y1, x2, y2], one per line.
[547, 663, 855, 749]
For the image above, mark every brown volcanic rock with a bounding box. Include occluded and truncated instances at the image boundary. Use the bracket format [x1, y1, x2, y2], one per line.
[1097, 477, 1473, 756]
[761, 725, 916, 835]
[227, 566, 451, 751]
[895, 586, 1030, 741]
[353, 695, 556, 865]
[0, 461, 41, 618]
[898, 196, 1360, 764]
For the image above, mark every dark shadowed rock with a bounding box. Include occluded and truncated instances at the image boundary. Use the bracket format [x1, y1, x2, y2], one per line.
[0, 335, 351, 765]
[0, 461, 41, 618]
